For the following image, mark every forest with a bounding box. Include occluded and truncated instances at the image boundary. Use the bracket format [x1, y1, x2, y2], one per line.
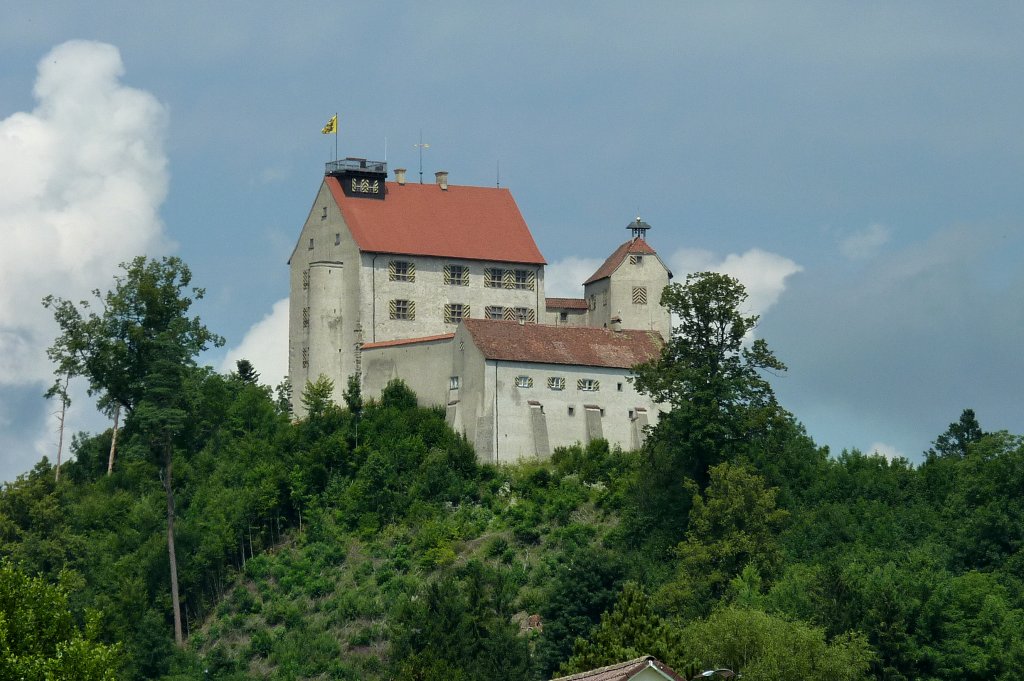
[1, 256, 1022, 680]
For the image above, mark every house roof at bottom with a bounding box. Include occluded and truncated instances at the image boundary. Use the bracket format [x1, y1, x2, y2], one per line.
[550, 656, 686, 681]
[326, 176, 546, 264]
[461, 319, 662, 369]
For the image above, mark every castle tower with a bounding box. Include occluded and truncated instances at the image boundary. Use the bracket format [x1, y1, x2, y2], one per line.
[582, 217, 672, 339]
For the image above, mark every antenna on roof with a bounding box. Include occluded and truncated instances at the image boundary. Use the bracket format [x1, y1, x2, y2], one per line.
[413, 129, 430, 184]
[496, 160, 500, 188]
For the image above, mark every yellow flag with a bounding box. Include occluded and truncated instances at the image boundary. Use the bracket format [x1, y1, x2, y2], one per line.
[321, 114, 338, 135]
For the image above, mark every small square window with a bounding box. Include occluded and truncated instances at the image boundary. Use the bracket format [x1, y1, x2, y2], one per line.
[617, 382, 623, 392]
[484, 268, 504, 288]
[512, 307, 536, 323]
[578, 378, 600, 392]
[632, 286, 648, 305]
[445, 264, 469, 286]
[568, 406, 575, 416]
[515, 375, 533, 389]
[389, 260, 415, 282]
[559, 312, 568, 322]
[513, 269, 534, 290]
[485, 305, 504, 320]
[445, 303, 469, 324]
[547, 377, 565, 391]
[630, 254, 643, 265]
[449, 376, 460, 390]
[390, 299, 415, 320]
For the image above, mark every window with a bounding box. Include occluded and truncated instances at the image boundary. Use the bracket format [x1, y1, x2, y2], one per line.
[390, 299, 415, 320]
[511, 307, 536, 323]
[629, 254, 643, 265]
[301, 347, 309, 368]
[302, 307, 309, 328]
[632, 286, 648, 305]
[321, 206, 327, 219]
[547, 377, 565, 391]
[578, 378, 600, 392]
[617, 382, 623, 391]
[513, 269, 535, 290]
[485, 305, 504, 320]
[559, 311, 568, 322]
[515, 375, 533, 388]
[302, 270, 310, 289]
[568, 406, 575, 416]
[444, 264, 469, 286]
[449, 376, 460, 390]
[308, 237, 314, 250]
[389, 260, 415, 282]
[444, 303, 469, 324]
[335, 233, 341, 245]
[485, 267, 504, 288]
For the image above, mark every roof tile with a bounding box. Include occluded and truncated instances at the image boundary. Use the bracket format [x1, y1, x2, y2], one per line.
[462, 319, 662, 368]
[546, 297, 589, 310]
[584, 237, 660, 285]
[327, 177, 546, 264]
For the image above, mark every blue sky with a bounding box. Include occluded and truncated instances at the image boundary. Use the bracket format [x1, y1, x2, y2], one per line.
[2, 2, 1023, 481]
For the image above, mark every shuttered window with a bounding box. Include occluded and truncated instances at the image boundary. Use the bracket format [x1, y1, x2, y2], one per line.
[389, 260, 415, 282]
[444, 303, 469, 323]
[444, 264, 469, 286]
[390, 299, 415, 320]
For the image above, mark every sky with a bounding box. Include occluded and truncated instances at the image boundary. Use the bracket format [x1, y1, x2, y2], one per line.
[2, 2, 1023, 482]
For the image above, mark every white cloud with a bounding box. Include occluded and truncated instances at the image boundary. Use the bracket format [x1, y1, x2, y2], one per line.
[543, 255, 603, 298]
[868, 441, 905, 462]
[667, 247, 803, 318]
[0, 40, 168, 481]
[841, 223, 890, 260]
[219, 298, 289, 386]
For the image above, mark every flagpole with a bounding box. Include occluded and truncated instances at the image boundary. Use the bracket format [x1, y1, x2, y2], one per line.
[334, 112, 338, 162]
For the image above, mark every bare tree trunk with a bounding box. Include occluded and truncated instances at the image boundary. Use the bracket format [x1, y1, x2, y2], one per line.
[107, 405, 120, 476]
[162, 444, 184, 647]
[54, 375, 69, 483]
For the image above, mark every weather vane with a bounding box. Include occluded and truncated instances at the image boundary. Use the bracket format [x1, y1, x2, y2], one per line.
[413, 129, 430, 184]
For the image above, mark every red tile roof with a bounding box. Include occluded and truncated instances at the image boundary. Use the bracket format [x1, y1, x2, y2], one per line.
[326, 177, 546, 264]
[360, 333, 454, 350]
[550, 656, 686, 681]
[462, 319, 662, 368]
[583, 237, 661, 285]
[546, 297, 589, 310]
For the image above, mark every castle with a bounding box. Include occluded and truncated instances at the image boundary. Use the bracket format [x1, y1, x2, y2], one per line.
[289, 158, 672, 463]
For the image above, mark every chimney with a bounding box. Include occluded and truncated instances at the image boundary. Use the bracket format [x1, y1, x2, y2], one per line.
[610, 316, 622, 332]
[435, 170, 449, 190]
[394, 168, 407, 185]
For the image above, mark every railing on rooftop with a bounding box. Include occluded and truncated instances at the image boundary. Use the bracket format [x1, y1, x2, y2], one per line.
[325, 158, 388, 175]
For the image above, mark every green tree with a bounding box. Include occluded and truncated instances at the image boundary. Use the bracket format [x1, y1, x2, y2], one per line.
[660, 462, 789, 616]
[633, 272, 786, 485]
[680, 606, 874, 681]
[44, 256, 223, 646]
[560, 582, 691, 676]
[930, 408, 985, 459]
[0, 560, 122, 679]
[234, 358, 260, 385]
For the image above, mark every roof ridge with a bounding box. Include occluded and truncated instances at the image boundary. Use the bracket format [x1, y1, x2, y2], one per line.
[550, 656, 654, 681]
